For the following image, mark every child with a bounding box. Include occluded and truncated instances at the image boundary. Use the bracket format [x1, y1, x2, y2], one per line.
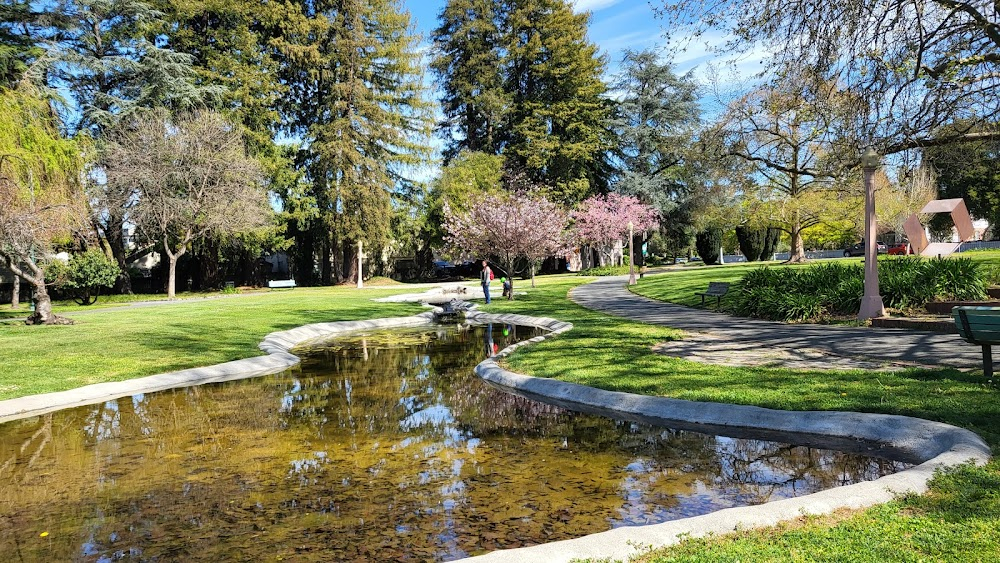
[501, 276, 512, 298]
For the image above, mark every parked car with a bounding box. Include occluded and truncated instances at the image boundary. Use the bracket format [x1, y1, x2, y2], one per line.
[843, 241, 887, 257]
[887, 242, 910, 255]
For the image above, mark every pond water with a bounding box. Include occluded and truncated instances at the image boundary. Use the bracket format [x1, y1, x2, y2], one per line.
[0, 323, 908, 561]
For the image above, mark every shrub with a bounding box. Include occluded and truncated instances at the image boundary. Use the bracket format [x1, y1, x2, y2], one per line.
[735, 226, 766, 261]
[761, 227, 781, 260]
[695, 228, 723, 265]
[46, 249, 121, 305]
[729, 257, 987, 322]
[578, 265, 629, 276]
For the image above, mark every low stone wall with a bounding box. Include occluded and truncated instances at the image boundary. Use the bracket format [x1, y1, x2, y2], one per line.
[468, 335, 992, 563]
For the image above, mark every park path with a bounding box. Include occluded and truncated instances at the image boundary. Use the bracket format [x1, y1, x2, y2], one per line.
[570, 276, 984, 369]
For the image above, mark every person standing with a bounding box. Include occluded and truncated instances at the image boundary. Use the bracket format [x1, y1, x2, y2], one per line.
[480, 260, 492, 304]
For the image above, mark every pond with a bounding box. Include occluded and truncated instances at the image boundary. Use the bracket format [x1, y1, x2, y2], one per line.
[0, 323, 908, 561]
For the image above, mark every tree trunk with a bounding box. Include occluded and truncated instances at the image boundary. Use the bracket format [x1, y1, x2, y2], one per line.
[100, 211, 134, 294]
[164, 238, 187, 300]
[504, 259, 516, 300]
[11, 275, 19, 308]
[319, 230, 331, 285]
[25, 279, 54, 325]
[530, 262, 536, 288]
[784, 208, 808, 263]
[167, 253, 178, 299]
[296, 229, 315, 286]
[343, 241, 358, 284]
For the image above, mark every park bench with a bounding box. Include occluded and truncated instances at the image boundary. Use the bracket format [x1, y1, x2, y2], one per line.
[268, 279, 296, 290]
[696, 281, 730, 307]
[952, 306, 1000, 377]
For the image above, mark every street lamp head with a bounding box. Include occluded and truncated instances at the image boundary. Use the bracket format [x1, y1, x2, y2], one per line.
[628, 220, 634, 230]
[861, 146, 881, 169]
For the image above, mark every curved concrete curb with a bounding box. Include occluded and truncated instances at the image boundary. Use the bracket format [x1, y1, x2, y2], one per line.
[0, 308, 990, 563]
[0, 313, 437, 424]
[466, 358, 992, 562]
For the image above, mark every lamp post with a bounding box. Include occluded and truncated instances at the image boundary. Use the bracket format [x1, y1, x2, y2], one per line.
[628, 221, 637, 286]
[858, 147, 885, 320]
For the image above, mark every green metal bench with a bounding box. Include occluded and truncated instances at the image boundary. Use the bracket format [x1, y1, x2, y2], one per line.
[952, 306, 1000, 377]
[696, 281, 730, 307]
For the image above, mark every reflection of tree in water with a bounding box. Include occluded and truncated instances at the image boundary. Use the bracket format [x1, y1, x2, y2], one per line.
[0, 324, 909, 562]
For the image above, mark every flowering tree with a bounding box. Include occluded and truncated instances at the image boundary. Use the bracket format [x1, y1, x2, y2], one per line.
[573, 193, 659, 266]
[444, 191, 568, 299]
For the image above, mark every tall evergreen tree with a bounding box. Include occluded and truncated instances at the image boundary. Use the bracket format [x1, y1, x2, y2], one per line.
[49, 0, 222, 292]
[153, 0, 284, 154]
[431, 0, 612, 204]
[501, 0, 612, 204]
[49, 0, 220, 135]
[611, 49, 699, 214]
[430, 0, 507, 160]
[276, 0, 432, 284]
[0, 0, 47, 86]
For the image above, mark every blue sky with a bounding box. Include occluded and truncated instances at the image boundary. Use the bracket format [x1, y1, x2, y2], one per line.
[405, 0, 673, 78]
[403, 0, 760, 109]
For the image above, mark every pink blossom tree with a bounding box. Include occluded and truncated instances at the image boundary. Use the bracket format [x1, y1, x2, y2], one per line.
[444, 192, 568, 299]
[572, 193, 659, 266]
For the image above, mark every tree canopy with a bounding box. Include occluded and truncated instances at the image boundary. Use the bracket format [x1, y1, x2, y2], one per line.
[657, 0, 1000, 153]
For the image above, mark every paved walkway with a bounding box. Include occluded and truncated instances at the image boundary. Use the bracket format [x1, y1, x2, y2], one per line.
[571, 276, 983, 369]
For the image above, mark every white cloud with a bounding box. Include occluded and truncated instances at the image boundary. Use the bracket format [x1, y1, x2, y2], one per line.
[572, 0, 623, 13]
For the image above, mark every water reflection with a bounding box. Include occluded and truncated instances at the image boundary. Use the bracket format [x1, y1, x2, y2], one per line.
[0, 323, 908, 561]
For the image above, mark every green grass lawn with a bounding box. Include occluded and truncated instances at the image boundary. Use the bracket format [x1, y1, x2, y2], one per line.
[482, 277, 1000, 563]
[1, 272, 998, 560]
[0, 286, 424, 399]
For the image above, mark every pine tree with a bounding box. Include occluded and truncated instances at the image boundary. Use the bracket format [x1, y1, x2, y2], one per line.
[430, 0, 507, 160]
[276, 0, 432, 284]
[430, 0, 612, 204]
[153, 0, 284, 154]
[501, 0, 612, 204]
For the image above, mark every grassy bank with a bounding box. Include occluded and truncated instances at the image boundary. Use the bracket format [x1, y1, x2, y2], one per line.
[484, 277, 999, 562]
[0, 286, 423, 399]
[1, 274, 998, 560]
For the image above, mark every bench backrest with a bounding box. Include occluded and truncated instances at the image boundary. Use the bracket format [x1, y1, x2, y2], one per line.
[269, 279, 296, 288]
[706, 282, 730, 294]
[953, 306, 1000, 344]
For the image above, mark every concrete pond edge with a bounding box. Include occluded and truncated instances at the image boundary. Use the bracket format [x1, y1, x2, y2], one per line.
[467, 323, 993, 563]
[0, 308, 991, 563]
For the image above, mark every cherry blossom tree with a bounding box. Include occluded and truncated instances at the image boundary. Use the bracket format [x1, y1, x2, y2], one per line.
[572, 193, 659, 267]
[443, 191, 568, 300]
